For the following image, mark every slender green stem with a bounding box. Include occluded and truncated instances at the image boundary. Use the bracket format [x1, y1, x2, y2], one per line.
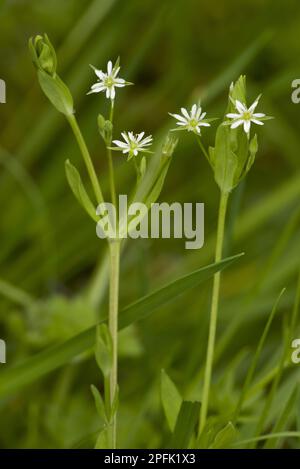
[108, 240, 120, 448]
[196, 135, 211, 166]
[199, 190, 229, 435]
[67, 114, 104, 204]
[106, 101, 117, 207]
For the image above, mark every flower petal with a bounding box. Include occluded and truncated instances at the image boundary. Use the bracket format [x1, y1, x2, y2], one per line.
[243, 120, 251, 133]
[230, 119, 243, 129]
[251, 118, 264, 126]
[113, 140, 129, 149]
[107, 60, 113, 74]
[235, 100, 247, 113]
[181, 107, 190, 119]
[226, 113, 241, 119]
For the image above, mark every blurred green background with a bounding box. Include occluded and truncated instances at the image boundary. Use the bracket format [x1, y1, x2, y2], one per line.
[0, 0, 300, 449]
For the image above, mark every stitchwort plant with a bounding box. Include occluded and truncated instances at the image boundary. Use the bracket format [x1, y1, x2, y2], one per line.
[170, 75, 272, 436]
[29, 34, 178, 449]
[28, 35, 293, 450]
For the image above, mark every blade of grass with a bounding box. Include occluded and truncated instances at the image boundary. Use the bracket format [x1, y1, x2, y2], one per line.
[264, 385, 299, 449]
[170, 401, 200, 449]
[234, 431, 300, 447]
[0, 254, 243, 399]
[233, 288, 286, 423]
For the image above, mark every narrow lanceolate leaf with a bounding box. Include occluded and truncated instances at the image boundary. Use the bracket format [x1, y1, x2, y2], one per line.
[264, 385, 299, 449]
[65, 159, 98, 221]
[170, 401, 200, 449]
[90, 385, 107, 425]
[0, 254, 243, 399]
[161, 369, 183, 432]
[209, 422, 238, 449]
[233, 288, 286, 422]
[37, 70, 74, 116]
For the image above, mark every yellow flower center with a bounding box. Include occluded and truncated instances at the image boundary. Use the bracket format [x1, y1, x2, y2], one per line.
[243, 111, 252, 121]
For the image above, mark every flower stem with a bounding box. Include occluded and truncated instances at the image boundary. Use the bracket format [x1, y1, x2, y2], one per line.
[107, 101, 117, 207]
[67, 114, 104, 204]
[108, 239, 120, 448]
[196, 135, 211, 166]
[199, 190, 229, 435]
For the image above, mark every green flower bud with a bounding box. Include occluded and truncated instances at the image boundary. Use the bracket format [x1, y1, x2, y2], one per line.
[97, 114, 113, 144]
[29, 34, 74, 116]
[29, 34, 57, 76]
[162, 134, 178, 159]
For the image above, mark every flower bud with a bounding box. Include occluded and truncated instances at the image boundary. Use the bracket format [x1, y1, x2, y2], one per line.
[97, 114, 113, 144]
[162, 134, 178, 159]
[29, 34, 57, 76]
[29, 34, 74, 116]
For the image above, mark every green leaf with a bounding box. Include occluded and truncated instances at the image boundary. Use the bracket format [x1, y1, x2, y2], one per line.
[95, 324, 113, 378]
[264, 385, 298, 449]
[233, 288, 286, 422]
[90, 385, 107, 425]
[170, 401, 200, 449]
[95, 427, 110, 449]
[210, 422, 238, 449]
[161, 369, 183, 432]
[65, 159, 98, 221]
[37, 70, 74, 116]
[213, 124, 238, 193]
[109, 385, 119, 423]
[246, 133, 258, 173]
[0, 253, 243, 398]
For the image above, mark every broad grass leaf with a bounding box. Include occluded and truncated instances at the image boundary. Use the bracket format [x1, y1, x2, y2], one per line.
[170, 401, 200, 449]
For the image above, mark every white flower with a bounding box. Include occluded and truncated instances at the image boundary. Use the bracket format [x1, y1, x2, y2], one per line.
[112, 131, 153, 159]
[226, 98, 266, 134]
[88, 60, 129, 100]
[169, 104, 211, 134]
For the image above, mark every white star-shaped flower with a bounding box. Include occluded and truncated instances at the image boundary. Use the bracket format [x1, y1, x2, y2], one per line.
[226, 98, 266, 134]
[112, 131, 153, 159]
[169, 104, 211, 134]
[88, 60, 130, 100]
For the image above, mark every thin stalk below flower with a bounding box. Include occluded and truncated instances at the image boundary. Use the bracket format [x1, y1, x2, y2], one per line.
[67, 114, 104, 204]
[107, 101, 117, 208]
[196, 136, 211, 166]
[199, 190, 229, 435]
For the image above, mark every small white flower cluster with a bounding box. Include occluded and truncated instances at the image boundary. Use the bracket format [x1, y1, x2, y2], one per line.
[89, 61, 270, 160]
[89, 60, 152, 159]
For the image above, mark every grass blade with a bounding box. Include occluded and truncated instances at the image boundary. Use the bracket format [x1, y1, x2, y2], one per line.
[170, 401, 200, 449]
[233, 288, 286, 422]
[0, 254, 243, 399]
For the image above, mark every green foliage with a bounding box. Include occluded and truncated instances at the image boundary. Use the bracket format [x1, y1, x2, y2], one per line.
[160, 369, 182, 432]
[0, 0, 299, 450]
[65, 159, 98, 221]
